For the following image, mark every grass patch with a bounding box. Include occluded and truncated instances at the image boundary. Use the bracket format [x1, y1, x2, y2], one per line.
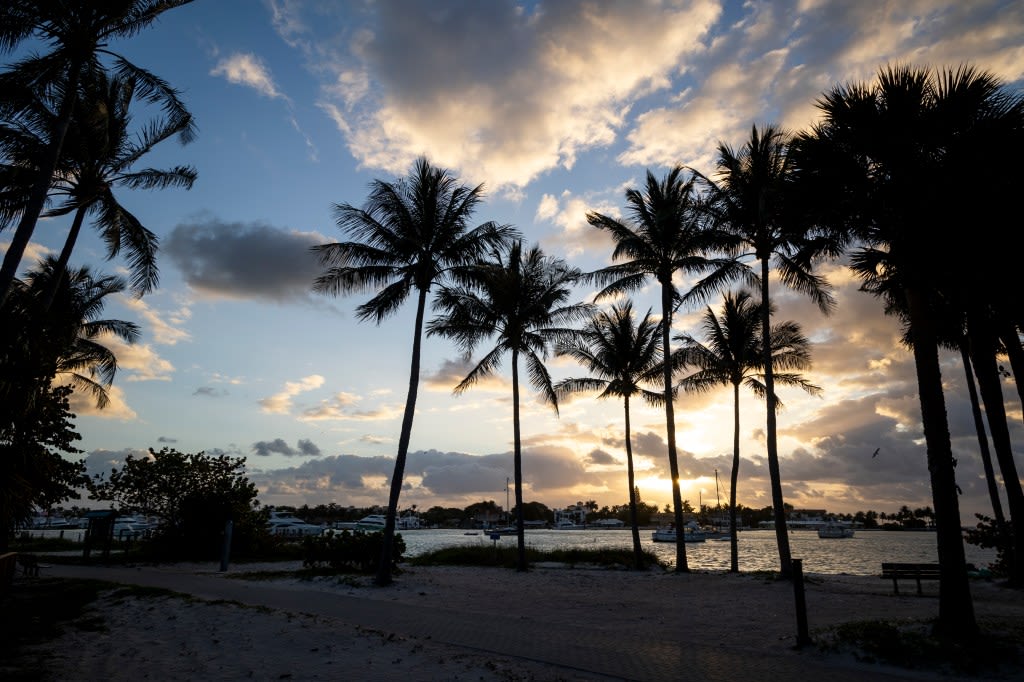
[818, 617, 1023, 677]
[409, 544, 665, 570]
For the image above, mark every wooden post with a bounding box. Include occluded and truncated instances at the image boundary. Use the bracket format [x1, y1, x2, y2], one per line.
[219, 520, 233, 572]
[792, 558, 813, 648]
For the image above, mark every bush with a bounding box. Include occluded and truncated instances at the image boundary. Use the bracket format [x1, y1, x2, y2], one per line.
[301, 530, 405, 574]
[963, 514, 1012, 577]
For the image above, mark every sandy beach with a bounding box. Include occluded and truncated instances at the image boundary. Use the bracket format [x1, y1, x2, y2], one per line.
[19, 561, 1024, 681]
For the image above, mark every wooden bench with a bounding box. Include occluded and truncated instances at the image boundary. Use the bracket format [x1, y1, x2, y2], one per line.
[17, 553, 40, 578]
[881, 562, 941, 595]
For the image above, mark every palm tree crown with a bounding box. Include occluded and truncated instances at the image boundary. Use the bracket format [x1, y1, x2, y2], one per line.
[0, 0, 196, 302]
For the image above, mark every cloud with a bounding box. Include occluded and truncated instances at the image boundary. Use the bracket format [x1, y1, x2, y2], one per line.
[94, 332, 175, 382]
[258, 375, 325, 414]
[117, 295, 191, 346]
[283, 1, 721, 188]
[252, 438, 296, 456]
[63, 382, 136, 421]
[297, 438, 322, 456]
[157, 436, 177, 443]
[210, 52, 286, 100]
[165, 219, 328, 303]
[193, 386, 228, 397]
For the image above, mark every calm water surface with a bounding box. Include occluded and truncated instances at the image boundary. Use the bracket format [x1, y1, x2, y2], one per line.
[399, 528, 997, 576]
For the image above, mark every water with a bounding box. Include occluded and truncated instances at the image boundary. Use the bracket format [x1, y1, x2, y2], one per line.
[399, 528, 997, 576]
[23, 527, 997, 576]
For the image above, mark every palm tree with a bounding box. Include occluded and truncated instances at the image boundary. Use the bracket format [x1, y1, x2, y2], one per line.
[587, 167, 739, 572]
[3, 70, 196, 307]
[312, 158, 514, 586]
[428, 241, 592, 572]
[1, 255, 139, 411]
[0, 0, 196, 303]
[695, 124, 840, 578]
[675, 290, 819, 572]
[789, 63, 1023, 637]
[554, 301, 665, 570]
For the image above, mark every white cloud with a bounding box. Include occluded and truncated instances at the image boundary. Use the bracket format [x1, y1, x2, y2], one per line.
[210, 52, 286, 100]
[117, 296, 191, 346]
[259, 374, 326, 414]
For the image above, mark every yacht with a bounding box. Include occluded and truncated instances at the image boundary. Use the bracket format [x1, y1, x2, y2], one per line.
[817, 523, 855, 539]
[355, 514, 388, 531]
[267, 511, 323, 536]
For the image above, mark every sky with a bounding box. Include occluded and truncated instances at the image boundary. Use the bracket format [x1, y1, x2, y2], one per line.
[5, 0, 1024, 520]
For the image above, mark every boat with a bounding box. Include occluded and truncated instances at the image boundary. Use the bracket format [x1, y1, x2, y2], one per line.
[355, 514, 387, 531]
[267, 511, 323, 536]
[552, 519, 585, 530]
[817, 523, 854, 539]
[651, 527, 706, 543]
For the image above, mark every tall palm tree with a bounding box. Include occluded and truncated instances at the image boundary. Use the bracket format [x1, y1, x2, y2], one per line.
[0, 0, 196, 302]
[675, 290, 819, 572]
[312, 158, 514, 586]
[554, 301, 665, 570]
[587, 167, 739, 572]
[3, 70, 196, 307]
[790, 63, 1024, 637]
[428, 241, 592, 572]
[695, 124, 840, 578]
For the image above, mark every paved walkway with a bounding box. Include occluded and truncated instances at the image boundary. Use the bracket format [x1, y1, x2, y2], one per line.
[46, 563, 953, 681]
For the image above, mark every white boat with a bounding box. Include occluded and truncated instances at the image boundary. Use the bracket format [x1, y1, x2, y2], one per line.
[818, 523, 854, 539]
[651, 527, 706, 543]
[355, 514, 388, 531]
[267, 511, 323, 536]
[553, 519, 585, 530]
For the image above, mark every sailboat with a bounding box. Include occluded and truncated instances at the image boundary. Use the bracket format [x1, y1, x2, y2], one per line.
[703, 469, 733, 540]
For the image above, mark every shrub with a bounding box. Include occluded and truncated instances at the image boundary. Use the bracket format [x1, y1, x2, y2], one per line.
[301, 530, 405, 574]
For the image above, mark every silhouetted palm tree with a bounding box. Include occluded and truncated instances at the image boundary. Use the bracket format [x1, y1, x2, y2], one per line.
[42, 70, 195, 303]
[695, 124, 840, 578]
[1, 70, 195, 307]
[0, 0, 196, 302]
[313, 158, 514, 585]
[675, 290, 819, 572]
[555, 301, 665, 569]
[428, 241, 592, 571]
[790, 63, 1024, 636]
[2, 256, 138, 410]
[587, 167, 739, 572]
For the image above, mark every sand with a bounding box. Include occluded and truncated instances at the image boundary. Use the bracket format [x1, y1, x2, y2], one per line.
[22, 561, 1024, 681]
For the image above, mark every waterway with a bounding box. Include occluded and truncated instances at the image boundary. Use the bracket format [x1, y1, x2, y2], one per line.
[399, 527, 997, 576]
[23, 526, 997, 576]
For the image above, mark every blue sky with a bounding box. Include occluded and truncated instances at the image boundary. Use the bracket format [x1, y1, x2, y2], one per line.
[7, 0, 1024, 518]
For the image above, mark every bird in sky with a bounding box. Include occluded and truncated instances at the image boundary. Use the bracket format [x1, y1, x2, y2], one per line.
[872, 448, 880, 458]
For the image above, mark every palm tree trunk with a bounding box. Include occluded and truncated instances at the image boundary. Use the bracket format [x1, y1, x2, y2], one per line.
[760, 257, 792, 578]
[41, 205, 88, 312]
[959, 340, 1006, 528]
[0, 66, 81, 305]
[968, 326, 1024, 587]
[905, 287, 977, 638]
[730, 381, 740, 573]
[623, 395, 644, 569]
[511, 347, 527, 572]
[998, 323, 1024, 423]
[661, 281, 688, 572]
[375, 287, 427, 586]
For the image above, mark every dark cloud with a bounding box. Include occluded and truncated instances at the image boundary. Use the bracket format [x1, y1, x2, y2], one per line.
[252, 438, 295, 456]
[297, 438, 321, 456]
[584, 448, 618, 466]
[193, 386, 228, 397]
[157, 436, 177, 443]
[166, 219, 327, 302]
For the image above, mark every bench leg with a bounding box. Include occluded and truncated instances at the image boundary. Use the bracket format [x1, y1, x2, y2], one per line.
[916, 578, 922, 596]
[892, 577, 900, 595]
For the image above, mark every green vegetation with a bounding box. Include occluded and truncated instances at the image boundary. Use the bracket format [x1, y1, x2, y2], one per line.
[302, 530, 406, 574]
[818, 618, 1023, 677]
[409, 544, 665, 571]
